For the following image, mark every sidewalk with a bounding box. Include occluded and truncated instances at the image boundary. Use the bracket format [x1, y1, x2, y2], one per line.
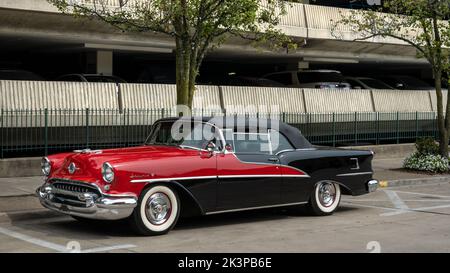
[0, 176, 43, 197]
[0, 158, 449, 198]
[372, 157, 450, 187]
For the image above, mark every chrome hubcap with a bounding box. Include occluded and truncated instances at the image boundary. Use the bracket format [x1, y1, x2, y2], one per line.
[318, 182, 337, 207]
[145, 192, 172, 225]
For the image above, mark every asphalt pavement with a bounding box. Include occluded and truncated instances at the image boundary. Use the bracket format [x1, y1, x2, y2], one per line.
[0, 182, 449, 252]
[0, 157, 449, 252]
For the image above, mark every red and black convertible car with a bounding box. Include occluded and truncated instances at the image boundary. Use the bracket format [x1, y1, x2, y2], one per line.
[37, 116, 378, 235]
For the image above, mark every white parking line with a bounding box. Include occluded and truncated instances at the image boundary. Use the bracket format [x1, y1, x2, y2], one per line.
[341, 202, 398, 211]
[346, 199, 450, 202]
[384, 190, 409, 210]
[391, 190, 450, 199]
[0, 226, 136, 253]
[0, 226, 68, 252]
[380, 204, 450, 217]
[82, 244, 137, 253]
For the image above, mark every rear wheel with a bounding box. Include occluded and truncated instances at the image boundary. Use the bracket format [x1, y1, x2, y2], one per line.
[306, 181, 341, 216]
[130, 185, 180, 236]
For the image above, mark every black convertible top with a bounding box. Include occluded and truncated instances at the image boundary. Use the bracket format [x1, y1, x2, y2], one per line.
[157, 116, 313, 149]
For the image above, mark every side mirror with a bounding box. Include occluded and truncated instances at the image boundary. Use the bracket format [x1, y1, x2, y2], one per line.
[224, 143, 233, 152]
[205, 141, 216, 153]
[200, 141, 216, 158]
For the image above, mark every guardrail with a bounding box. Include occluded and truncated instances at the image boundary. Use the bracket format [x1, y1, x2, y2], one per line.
[0, 109, 438, 158]
[1, 80, 447, 114]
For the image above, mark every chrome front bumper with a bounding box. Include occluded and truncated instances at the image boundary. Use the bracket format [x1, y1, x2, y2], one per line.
[367, 179, 379, 193]
[36, 181, 138, 220]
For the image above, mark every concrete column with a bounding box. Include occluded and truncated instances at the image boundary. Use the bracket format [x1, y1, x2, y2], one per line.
[96, 50, 113, 76]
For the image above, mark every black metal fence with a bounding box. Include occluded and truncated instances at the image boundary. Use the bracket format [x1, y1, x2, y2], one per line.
[0, 109, 438, 158]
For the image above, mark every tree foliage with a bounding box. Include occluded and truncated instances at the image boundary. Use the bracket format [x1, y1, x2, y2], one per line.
[335, 0, 450, 156]
[49, 0, 297, 109]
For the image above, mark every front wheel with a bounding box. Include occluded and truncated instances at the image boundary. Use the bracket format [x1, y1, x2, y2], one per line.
[130, 185, 180, 236]
[307, 181, 341, 216]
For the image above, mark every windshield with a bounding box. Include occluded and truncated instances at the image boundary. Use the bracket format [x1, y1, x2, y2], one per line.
[397, 76, 432, 89]
[297, 72, 345, 83]
[146, 121, 222, 150]
[84, 76, 126, 83]
[0, 70, 43, 81]
[360, 78, 393, 89]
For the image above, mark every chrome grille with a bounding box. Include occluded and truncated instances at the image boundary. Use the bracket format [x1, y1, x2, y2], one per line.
[49, 180, 101, 208]
[51, 180, 100, 195]
[53, 183, 91, 193]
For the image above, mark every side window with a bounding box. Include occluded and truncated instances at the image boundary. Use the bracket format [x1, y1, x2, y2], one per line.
[269, 130, 294, 154]
[180, 122, 222, 151]
[232, 133, 271, 154]
[346, 79, 360, 88]
[59, 75, 82, 82]
[266, 73, 292, 85]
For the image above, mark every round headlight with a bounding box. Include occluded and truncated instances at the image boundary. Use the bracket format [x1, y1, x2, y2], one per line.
[102, 162, 115, 183]
[41, 157, 51, 176]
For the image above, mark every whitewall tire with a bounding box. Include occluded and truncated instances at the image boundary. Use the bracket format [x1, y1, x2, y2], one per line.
[307, 181, 341, 216]
[130, 185, 180, 236]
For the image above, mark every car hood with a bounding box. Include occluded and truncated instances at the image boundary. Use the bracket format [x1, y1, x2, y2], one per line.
[50, 145, 197, 177]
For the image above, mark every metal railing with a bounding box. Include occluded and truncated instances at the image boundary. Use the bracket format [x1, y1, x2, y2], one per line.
[0, 109, 438, 158]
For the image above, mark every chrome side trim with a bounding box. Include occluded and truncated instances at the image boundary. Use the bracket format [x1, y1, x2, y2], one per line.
[219, 174, 309, 179]
[219, 175, 279, 179]
[131, 176, 217, 183]
[131, 174, 310, 183]
[275, 149, 296, 155]
[281, 174, 311, 178]
[206, 201, 308, 215]
[336, 172, 373, 177]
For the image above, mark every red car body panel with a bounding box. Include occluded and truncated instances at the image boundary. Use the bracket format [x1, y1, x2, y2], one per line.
[47, 145, 306, 198]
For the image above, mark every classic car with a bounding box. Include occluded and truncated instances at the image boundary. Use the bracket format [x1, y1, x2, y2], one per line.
[37, 116, 378, 236]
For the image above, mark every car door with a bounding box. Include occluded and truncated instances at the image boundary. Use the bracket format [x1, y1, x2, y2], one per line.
[216, 130, 282, 210]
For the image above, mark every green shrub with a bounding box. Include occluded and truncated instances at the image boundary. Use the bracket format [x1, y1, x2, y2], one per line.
[415, 137, 439, 156]
[403, 152, 449, 173]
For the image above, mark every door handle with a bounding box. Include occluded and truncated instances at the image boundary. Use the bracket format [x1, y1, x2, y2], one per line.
[268, 157, 279, 162]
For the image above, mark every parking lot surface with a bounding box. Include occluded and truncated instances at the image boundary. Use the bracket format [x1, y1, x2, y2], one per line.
[0, 182, 450, 253]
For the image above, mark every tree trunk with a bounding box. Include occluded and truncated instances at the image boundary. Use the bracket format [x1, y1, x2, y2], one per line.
[445, 70, 450, 157]
[175, 37, 193, 113]
[435, 69, 449, 157]
[187, 49, 199, 112]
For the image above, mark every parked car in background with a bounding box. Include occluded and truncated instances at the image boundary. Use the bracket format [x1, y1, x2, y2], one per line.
[57, 74, 127, 83]
[345, 77, 394, 90]
[204, 75, 285, 87]
[263, 70, 351, 89]
[0, 69, 44, 81]
[37, 116, 378, 236]
[375, 75, 433, 90]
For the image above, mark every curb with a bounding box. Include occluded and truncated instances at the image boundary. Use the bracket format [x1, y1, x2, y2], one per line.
[379, 176, 450, 188]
